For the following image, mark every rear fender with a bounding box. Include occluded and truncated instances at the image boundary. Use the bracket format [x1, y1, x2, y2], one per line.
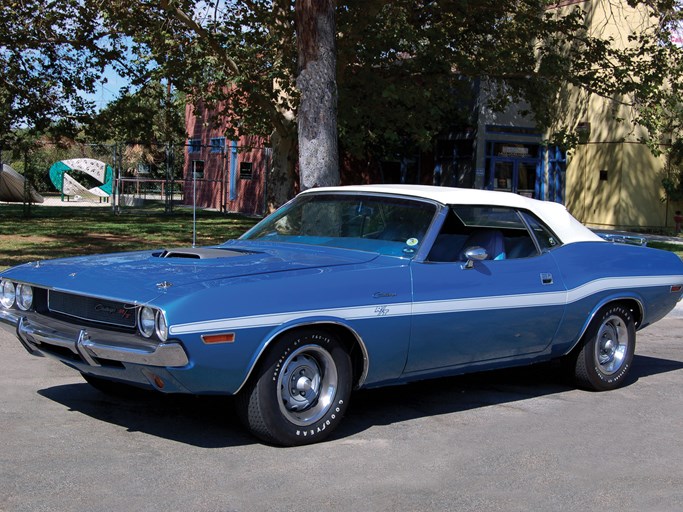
[565, 294, 643, 356]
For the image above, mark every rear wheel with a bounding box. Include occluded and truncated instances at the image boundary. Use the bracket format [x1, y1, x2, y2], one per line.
[236, 329, 352, 446]
[573, 304, 636, 391]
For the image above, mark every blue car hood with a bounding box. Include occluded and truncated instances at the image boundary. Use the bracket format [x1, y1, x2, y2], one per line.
[2, 242, 378, 304]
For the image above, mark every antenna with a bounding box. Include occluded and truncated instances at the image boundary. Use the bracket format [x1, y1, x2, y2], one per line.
[192, 160, 198, 247]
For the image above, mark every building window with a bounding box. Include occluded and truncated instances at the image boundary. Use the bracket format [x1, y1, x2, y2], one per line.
[188, 139, 201, 154]
[210, 137, 226, 153]
[192, 160, 204, 179]
[240, 162, 253, 180]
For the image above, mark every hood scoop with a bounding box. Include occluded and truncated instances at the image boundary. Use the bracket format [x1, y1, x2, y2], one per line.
[157, 247, 251, 259]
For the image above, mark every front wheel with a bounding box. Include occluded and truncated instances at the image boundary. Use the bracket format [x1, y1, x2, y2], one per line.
[573, 304, 636, 391]
[236, 329, 352, 446]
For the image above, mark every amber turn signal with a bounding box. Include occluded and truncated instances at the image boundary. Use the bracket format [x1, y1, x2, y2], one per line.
[201, 333, 235, 344]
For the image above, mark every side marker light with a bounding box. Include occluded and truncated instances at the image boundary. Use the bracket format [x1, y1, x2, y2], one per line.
[201, 333, 235, 344]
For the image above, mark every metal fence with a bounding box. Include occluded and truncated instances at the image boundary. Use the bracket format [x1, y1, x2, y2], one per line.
[116, 177, 185, 210]
[2, 140, 269, 217]
[1, 142, 186, 213]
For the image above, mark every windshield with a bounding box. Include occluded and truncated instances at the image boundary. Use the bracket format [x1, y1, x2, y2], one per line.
[241, 193, 438, 257]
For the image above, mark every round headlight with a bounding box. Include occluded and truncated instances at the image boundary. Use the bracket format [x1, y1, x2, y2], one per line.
[155, 311, 168, 341]
[1, 280, 15, 309]
[16, 284, 33, 311]
[138, 306, 156, 338]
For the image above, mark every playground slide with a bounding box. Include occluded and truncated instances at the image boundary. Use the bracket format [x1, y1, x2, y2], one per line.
[49, 158, 113, 199]
[0, 164, 44, 203]
[61, 173, 110, 199]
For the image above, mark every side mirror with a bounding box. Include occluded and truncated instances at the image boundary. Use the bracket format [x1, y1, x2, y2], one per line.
[462, 246, 488, 269]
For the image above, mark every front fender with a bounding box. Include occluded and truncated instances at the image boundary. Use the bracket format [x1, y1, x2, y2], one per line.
[168, 307, 412, 396]
[233, 316, 371, 394]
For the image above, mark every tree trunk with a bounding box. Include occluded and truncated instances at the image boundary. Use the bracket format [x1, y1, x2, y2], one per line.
[295, 0, 339, 191]
[267, 126, 297, 212]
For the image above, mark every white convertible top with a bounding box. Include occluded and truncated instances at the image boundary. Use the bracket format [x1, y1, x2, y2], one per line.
[303, 184, 604, 245]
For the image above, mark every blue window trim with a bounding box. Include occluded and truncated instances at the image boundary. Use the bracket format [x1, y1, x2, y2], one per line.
[484, 125, 542, 138]
[210, 137, 226, 154]
[229, 141, 238, 201]
[188, 139, 201, 154]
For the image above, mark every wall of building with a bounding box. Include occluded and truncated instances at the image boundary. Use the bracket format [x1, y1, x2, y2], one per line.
[565, 132, 679, 229]
[184, 103, 268, 216]
[182, 0, 682, 228]
[550, 0, 683, 229]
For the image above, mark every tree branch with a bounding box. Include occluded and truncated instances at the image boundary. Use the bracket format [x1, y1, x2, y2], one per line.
[158, 0, 240, 76]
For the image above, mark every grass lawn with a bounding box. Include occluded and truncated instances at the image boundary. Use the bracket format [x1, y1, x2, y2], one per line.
[647, 241, 683, 259]
[2, 202, 682, 273]
[0, 202, 259, 271]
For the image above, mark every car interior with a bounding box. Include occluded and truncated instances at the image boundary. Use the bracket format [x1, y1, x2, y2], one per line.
[427, 206, 553, 262]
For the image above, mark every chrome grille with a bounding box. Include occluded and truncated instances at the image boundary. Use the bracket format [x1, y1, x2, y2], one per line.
[48, 291, 136, 329]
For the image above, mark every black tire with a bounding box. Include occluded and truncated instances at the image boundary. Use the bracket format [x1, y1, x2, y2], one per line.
[573, 304, 636, 391]
[236, 329, 352, 446]
[81, 373, 138, 397]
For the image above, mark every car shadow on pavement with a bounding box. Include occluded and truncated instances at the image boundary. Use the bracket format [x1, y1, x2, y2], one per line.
[628, 354, 683, 379]
[38, 383, 254, 448]
[334, 353, 683, 440]
[37, 353, 683, 447]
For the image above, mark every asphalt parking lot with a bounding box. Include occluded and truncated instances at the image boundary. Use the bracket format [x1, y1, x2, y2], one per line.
[2, 311, 683, 512]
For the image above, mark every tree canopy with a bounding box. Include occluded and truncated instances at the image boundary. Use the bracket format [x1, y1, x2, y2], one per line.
[85, 81, 185, 145]
[0, 0, 130, 146]
[3, 0, 683, 205]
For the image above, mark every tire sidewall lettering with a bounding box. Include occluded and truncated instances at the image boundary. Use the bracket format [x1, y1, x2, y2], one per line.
[254, 328, 351, 444]
[294, 398, 346, 438]
[270, 333, 332, 382]
[594, 362, 630, 383]
[581, 304, 635, 390]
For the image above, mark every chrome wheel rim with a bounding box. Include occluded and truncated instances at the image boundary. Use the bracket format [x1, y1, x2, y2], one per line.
[594, 314, 629, 375]
[277, 345, 338, 426]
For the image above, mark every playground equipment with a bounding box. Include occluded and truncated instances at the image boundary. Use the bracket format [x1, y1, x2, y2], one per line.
[48, 158, 113, 201]
[0, 164, 44, 203]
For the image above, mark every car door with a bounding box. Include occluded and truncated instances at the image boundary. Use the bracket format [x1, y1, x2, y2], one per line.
[404, 206, 567, 374]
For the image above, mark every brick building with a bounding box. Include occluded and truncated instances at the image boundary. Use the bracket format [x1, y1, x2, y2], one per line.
[183, 102, 269, 215]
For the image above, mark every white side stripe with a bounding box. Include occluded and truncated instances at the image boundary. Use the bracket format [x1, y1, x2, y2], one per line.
[170, 303, 413, 335]
[565, 275, 681, 303]
[168, 275, 683, 335]
[411, 291, 567, 316]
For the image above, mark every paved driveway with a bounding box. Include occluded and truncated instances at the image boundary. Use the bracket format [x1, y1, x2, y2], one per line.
[2, 314, 683, 512]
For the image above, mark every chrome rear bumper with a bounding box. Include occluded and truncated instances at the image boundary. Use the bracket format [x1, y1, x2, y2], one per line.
[0, 310, 188, 368]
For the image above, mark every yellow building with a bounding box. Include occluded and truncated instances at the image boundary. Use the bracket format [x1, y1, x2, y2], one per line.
[453, 1, 681, 230]
[555, 0, 682, 229]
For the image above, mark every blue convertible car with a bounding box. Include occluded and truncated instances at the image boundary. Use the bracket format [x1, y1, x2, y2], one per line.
[1, 185, 682, 445]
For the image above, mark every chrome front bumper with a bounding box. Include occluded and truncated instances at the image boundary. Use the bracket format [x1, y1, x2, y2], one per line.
[0, 309, 188, 368]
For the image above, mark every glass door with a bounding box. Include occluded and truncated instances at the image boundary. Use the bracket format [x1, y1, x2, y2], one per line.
[485, 141, 540, 198]
[489, 159, 537, 197]
[493, 160, 514, 192]
[516, 161, 537, 197]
